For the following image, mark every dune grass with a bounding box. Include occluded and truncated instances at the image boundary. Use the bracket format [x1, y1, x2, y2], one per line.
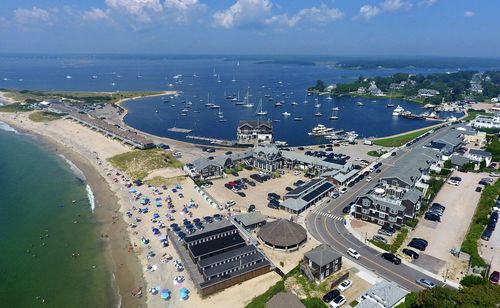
[108, 149, 183, 180]
[28, 111, 63, 122]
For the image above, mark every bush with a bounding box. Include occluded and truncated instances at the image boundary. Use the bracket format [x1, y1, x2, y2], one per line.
[443, 160, 452, 169]
[300, 298, 328, 308]
[439, 168, 452, 176]
[245, 281, 285, 308]
[460, 275, 487, 287]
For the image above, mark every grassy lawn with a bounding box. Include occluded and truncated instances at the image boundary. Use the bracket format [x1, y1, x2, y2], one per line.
[28, 111, 64, 122]
[460, 178, 500, 267]
[486, 136, 500, 162]
[1, 89, 164, 105]
[245, 281, 285, 308]
[463, 110, 490, 121]
[108, 149, 183, 180]
[373, 127, 434, 147]
[367, 150, 384, 157]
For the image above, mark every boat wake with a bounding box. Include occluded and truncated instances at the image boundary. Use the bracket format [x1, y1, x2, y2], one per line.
[86, 184, 96, 213]
[0, 121, 19, 134]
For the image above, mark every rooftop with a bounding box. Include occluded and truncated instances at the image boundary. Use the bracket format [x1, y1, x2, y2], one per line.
[304, 244, 341, 267]
[258, 219, 307, 247]
[266, 292, 305, 308]
[356, 281, 408, 308]
[234, 211, 267, 228]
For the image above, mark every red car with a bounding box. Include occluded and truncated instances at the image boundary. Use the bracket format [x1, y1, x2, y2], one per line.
[489, 271, 499, 285]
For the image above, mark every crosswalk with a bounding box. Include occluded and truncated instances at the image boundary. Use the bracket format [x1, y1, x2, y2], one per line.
[313, 210, 344, 221]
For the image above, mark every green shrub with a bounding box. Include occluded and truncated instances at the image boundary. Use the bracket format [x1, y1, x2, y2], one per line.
[460, 275, 487, 287]
[245, 281, 285, 308]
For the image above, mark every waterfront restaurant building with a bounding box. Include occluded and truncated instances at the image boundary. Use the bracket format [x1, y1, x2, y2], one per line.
[237, 120, 273, 145]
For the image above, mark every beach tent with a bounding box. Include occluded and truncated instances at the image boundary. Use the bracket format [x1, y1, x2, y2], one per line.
[129, 188, 137, 193]
[153, 213, 160, 219]
[161, 288, 171, 300]
[152, 228, 160, 235]
[179, 288, 189, 300]
[155, 201, 162, 207]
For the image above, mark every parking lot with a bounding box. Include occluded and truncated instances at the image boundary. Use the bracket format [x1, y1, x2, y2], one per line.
[204, 169, 310, 218]
[406, 171, 486, 279]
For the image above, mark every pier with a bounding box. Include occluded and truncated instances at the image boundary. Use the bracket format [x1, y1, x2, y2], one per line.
[168, 127, 193, 133]
[186, 135, 236, 146]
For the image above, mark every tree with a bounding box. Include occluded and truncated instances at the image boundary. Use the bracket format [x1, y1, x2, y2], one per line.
[413, 288, 456, 308]
[460, 275, 486, 287]
[443, 160, 452, 169]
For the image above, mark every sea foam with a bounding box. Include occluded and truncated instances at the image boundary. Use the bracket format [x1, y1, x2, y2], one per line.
[58, 154, 87, 182]
[86, 184, 96, 213]
[0, 121, 19, 134]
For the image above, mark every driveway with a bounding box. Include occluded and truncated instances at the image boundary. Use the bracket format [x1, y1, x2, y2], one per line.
[407, 171, 486, 279]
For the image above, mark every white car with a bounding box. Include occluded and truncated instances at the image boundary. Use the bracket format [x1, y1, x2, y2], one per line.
[293, 170, 301, 176]
[225, 200, 236, 207]
[366, 176, 372, 182]
[447, 179, 460, 186]
[338, 280, 352, 292]
[339, 187, 348, 194]
[330, 295, 346, 307]
[347, 248, 360, 259]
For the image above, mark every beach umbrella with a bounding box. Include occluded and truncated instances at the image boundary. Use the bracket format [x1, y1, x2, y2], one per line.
[161, 288, 171, 300]
[153, 213, 160, 219]
[179, 288, 189, 300]
[152, 228, 160, 235]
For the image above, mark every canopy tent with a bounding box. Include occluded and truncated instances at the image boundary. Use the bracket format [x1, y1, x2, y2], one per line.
[161, 288, 171, 300]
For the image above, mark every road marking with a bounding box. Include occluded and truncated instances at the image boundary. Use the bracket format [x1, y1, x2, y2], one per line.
[314, 211, 344, 221]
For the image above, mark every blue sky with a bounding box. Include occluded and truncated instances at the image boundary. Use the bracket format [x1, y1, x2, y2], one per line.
[0, 0, 498, 56]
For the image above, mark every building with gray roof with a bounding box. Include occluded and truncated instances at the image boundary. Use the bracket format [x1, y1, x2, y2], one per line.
[353, 147, 439, 230]
[449, 154, 470, 167]
[281, 178, 334, 214]
[302, 244, 342, 283]
[356, 280, 408, 308]
[426, 129, 464, 157]
[234, 211, 267, 229]
[266, 292, 305, 308]
[468, 149, 493, 166]
[258, 219, 307, 252]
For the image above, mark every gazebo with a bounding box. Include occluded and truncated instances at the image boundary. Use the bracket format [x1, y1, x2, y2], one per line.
[257, 219, 307, 252]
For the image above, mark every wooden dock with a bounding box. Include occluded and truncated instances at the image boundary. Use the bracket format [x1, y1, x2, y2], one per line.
[168, 127, 193, 133]
[186, 135, 236, 146]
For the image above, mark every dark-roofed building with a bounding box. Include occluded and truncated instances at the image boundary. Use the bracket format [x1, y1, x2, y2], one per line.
[172, 220, 272, 296]
[258, 219, 307, 251]
[353, 147, 439, 229]
[449, 154, 470, 168]
[234, 211, 267, 230]
[281, 178, 334, 214]
[237, 120, 273, 145]
[266, 292, 305, 308]
[425, 129, 464, 158]
[302, 244, 342, 283]
[185, 157, 226, 180]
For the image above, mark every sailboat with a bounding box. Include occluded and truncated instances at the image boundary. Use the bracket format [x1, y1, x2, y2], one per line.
[242, 88, 254, 108]
[303, 93, 309, 104]
[231, 75, 237, 82]
[256, 99, 268, 116]
[193, 72, 198, 78]
[212, 68, 217, 77]
[217, 74, 222, 83]
[329, 109, 338, 120]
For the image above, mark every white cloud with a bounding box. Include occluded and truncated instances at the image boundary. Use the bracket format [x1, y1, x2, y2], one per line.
[82, 7, 114, 23]
[213, 0, 273, 29]
[419, 0, 437, 7]
[165, 0, 199, 11]
[164, 0, 206, 24]
[359, 5, 381, 20]
[105, 0, 163, 23]
[381, 0, 411, 12]
[464, 10, 475, 17]
[266, 4, 343, 28]
[14, 6, 57, 28]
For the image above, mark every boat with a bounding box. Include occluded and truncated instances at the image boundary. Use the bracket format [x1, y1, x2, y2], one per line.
[168, 83, 174, 87]
[111, 82, 116, 86]
[217, 74, 222, 83]
[91, 75, 98, 79]
[331, 107, 339, 111]
[212, 68, 217, 77]
[231, 75, 237, 82]
[275, 101, 284, 107]
[303, 94, 309, 104]
[392, 105, 404, 116]
[210, 105, 220, 109]
[173, 74, 182, 79]
[275, 141, 288, 146]
[386, 103, 394, 107]
[256, 99, 268, 116]
[291, 101, 298, 106]
[356, 101, 364, 106]
[315, 112, 323, 117]
[205, 103, 214, 107]
[181, 108, 189, 113]
[329, 109, 338, 120]
[65, 75, 72, 79]
[242, 89, 254, 108]
[309, 124, 334, 136]
[314, 103, 321, 108]
[282, 112, 291, 117]
[218, 119, 227, 122]
[293, 117, 303, 121]
[193, 72, 198, 78]
[155, 110, 159, 113]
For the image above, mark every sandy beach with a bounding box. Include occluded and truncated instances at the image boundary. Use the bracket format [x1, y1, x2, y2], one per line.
[0, 110, 282, 308]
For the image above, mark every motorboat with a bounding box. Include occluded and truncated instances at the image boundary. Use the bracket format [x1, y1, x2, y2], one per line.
[282, 111, 291, 117]
[356, 101, 364, 106]
[293, 117, 303, 121]
[392, 105, 405, 116]
[309, 124, 334, 136]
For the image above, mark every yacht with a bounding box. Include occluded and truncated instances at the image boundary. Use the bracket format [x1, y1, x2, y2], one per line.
[291, 101, 298, 106]
[205, 103, 214, 107]
[282, 112, 291, 117]
[275, 101, 284, 107]
[65, 75, 72, 79]
[309, 124, 334, 136]
[331, 107, 340, 111]
[293, 117, 303, 121]
[315, 111, 323, 117]
[392, 105, 405, 116]
[356, 101, 364, 106]
[329, 109, 338, 120]
[256, 99, 268, 116]
[91, 75, 98, 79]
[210, 105, 220, 109]
[231, 75, 237, 82]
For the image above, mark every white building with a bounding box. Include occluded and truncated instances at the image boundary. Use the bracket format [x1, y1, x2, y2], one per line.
[471, 113, 500, 129]
[468, 149, 492, 167]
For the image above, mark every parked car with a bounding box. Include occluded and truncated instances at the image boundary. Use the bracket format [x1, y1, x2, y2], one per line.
[491, 211, 499, 223]
[481, 229, 493, 241]
[322, 289, 340, 303]
[425, 212, 441, 222]
[378, 228, 393, 237]
[408, 240, 427, 251]
[479, 180, 490, 186]
[237, 192, 246, 198]
[402, 248, 420, 259]
[338, 279, 352, 291]
[489, 271, 499, 285]
[347, 248, 360, 259]
[342, 205, 351, 214]
[329, 295, 346, 308]
[225, 200, 236, 208]
[339, 187, 348, 194]
[293, 180, 305, 186]
[381, 253, 402, 265]
[248, 204, 256, 212]
[475, 186, 482, 192]
[416, 278, 436, 289]
[268, 201, 280, 209]
[372, 235, 387, 244]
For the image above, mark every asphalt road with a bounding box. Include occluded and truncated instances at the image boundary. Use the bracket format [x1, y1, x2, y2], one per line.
[306, 123, 458, 292]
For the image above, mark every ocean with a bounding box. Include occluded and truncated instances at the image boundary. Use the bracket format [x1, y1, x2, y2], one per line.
[0, 54, 466, 146]
[0, 125, 118, 307]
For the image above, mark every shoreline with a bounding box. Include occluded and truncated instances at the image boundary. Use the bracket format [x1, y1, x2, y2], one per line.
[0, 116, 147, 307]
